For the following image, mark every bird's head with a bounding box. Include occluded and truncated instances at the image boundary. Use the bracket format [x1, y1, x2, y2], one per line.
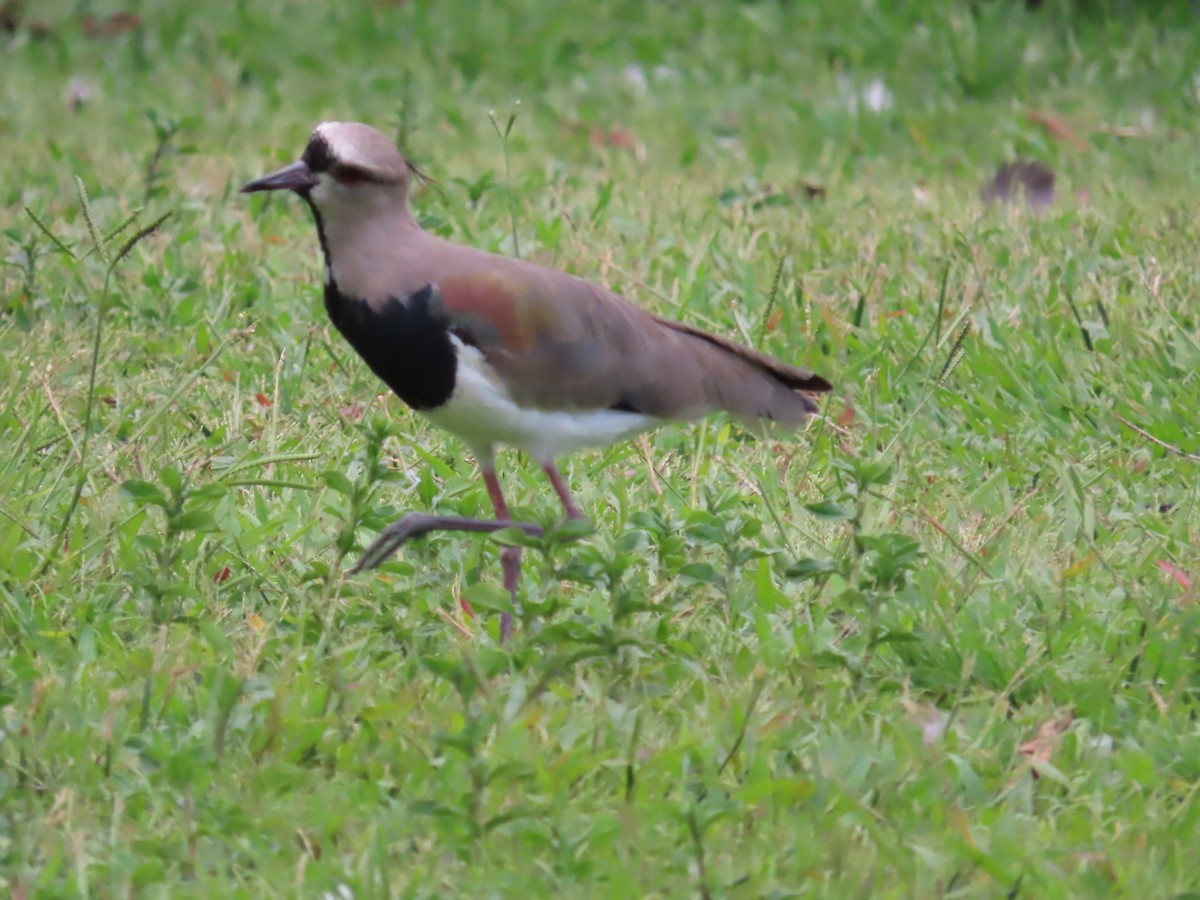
[242, 121, 420, 222]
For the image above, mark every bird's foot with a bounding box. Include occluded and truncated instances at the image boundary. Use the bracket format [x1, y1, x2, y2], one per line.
[349, 513, 544, 574]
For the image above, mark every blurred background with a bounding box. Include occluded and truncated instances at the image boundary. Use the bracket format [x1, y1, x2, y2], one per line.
[3, 0, 1198, 218]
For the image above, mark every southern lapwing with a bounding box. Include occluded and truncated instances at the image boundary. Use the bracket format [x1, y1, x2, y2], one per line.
[243, 121, 832, 636]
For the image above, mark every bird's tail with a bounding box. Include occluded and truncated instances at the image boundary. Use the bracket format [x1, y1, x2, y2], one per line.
[653, 316, 833, 427]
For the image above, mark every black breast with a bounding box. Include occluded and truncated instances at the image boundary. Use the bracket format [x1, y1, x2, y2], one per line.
[323, 282, 458, 411]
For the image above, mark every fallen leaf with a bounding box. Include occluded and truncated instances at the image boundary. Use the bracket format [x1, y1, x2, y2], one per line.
[589, 128, 646, 162]
[1158, 560, 1193, 590]
[946, 806, 976, 847]
[1064, 551, 1097, 579]
[255, 392, 273, 407]
[0, 0, 20, 33]
[756, 712, 794, 735]
[800, 181, 826, 201]
[1018, 710, 1074, 777]
[981, 159, 1055, 214]
[907, 122, 928, 152]
[209, 73, 229, 105]
[296, 829, 322, 859]
[1069, 852, 1117, 881]
[1, 1, 53, 37]
[82, 11, 140, 36]
[212, 566, 231, 584]
[1026, 109, 1087, 150]
[836, 397, 855, 429]
[1094, 124, 1153, 139]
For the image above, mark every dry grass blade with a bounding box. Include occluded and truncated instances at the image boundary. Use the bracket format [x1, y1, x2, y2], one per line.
[1026, 110, 1087, 150]
[405, 157, 448, 203]
[1114, 414, 1200, 463]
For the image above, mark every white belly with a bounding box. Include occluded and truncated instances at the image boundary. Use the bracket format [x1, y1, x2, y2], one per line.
[421, 338, 661, 463]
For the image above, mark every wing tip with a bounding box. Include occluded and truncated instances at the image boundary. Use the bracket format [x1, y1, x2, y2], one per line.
[803, 374, 834, 393]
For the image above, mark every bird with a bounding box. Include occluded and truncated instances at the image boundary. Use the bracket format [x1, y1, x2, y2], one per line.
[242, 121, 832, 637]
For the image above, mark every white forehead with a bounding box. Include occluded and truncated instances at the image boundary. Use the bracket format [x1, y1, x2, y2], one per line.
[313, 121, 405, 177]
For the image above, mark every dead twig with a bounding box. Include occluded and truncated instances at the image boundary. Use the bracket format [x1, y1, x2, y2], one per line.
[1114, 414, 1200, 463]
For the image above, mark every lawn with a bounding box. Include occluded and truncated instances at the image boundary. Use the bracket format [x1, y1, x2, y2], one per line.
[2, 0, 1199, 896]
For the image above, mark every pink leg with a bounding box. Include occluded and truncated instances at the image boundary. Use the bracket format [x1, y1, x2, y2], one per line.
[484, 469, 521, 641]
[351, 464, 541, 643]
[542, 462, 586, 521]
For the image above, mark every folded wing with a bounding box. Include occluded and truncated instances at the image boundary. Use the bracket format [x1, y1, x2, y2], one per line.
[430, 263, 831, 426]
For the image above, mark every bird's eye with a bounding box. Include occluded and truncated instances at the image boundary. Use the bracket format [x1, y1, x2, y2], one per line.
[333, 166, 367, 186]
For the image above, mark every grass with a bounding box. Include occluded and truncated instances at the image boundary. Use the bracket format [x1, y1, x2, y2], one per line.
[2, 0, 1199, 896]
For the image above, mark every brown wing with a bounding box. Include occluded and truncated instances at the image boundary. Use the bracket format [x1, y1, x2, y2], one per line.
[431, 260, 831, 426]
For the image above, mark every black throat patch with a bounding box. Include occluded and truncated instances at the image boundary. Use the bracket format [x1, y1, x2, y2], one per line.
[299, 175, 457, 412]
[300, 195, 332, 273]
[322, 282, 458, 411]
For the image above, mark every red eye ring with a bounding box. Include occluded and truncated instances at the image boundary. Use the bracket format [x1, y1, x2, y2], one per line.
[333, 167, 366, 186]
